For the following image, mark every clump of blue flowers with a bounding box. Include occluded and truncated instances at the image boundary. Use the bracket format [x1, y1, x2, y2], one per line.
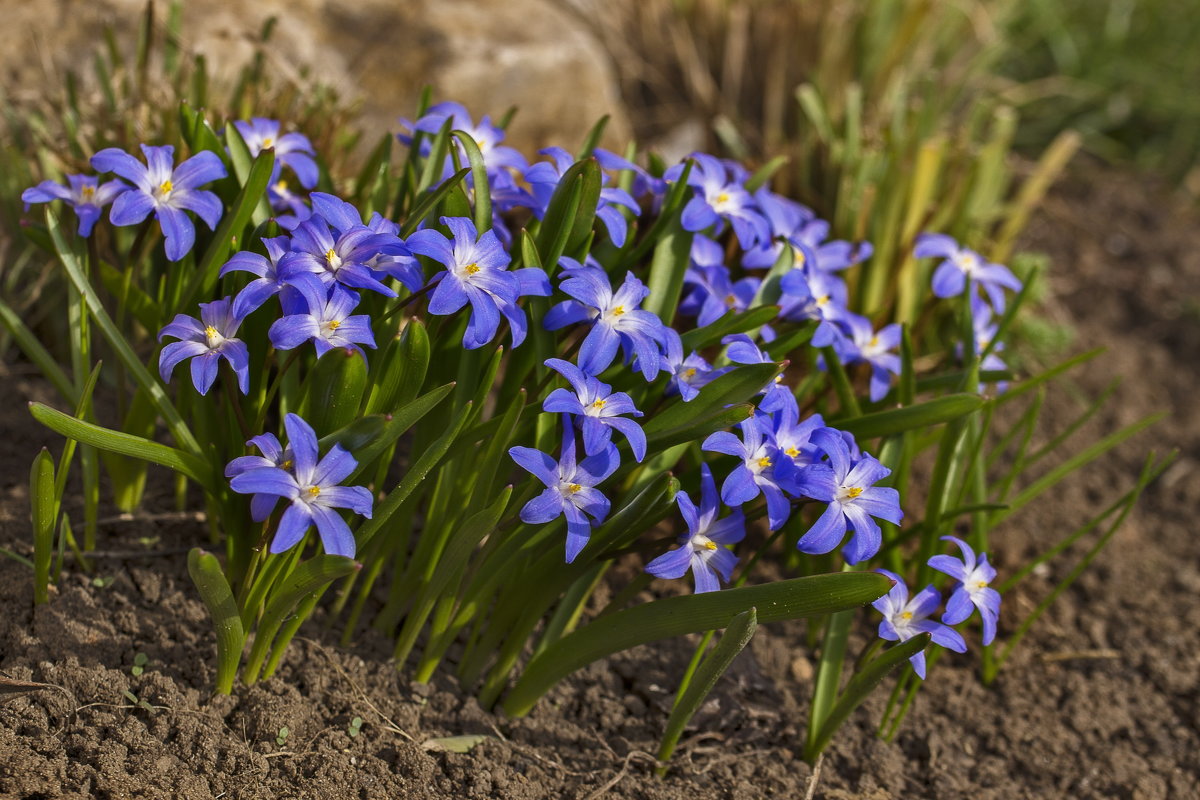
[24, 97, 1086, 765]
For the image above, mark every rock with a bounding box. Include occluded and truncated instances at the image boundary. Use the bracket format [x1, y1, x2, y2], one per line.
[8, 0, 630, 156]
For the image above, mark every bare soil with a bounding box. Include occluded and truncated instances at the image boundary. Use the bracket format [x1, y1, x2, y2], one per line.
[1, 165, 1197, 799]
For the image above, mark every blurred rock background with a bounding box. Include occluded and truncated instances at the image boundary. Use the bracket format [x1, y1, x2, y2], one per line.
[5, 0, 631, 154]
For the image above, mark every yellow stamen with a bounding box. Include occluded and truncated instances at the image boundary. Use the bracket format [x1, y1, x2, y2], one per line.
[325, 248, 338, 264]
[464, 262, 481, 275]
[901, 611, 913, 620]
[204, 325, 219, 339]
[275, 179, 289, 193]
[328, 320, 341, 330]
[976, 580, 989, 589]
[844, 486, 864, 499]
[591, 399, 606, 410]
[683, 367, 697, 379]
[704, 541, 718, 551]
[785, 446, 800, 458]
[81, 185, 96, 200]
[158, 179, 172, 195]
[567, 483, 583, 493]
[280, 460, 293, 470]
[611, 305, 626, 316]
[757, 456, 772, 469]
[868, 335, 879, 348]
[817, 294, 830, 306]
[262, 137, 274, 148]
[715, 192, 730, 205]
[792, 246, 805, 266]
[725, 294, 737, 306]
[307, 486, 321, 497]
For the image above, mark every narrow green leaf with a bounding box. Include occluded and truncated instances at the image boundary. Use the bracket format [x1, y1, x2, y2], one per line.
[45, 209, 200, 455]
[31, 449, 56, 605]
[680, 306, 781, 352]
[224, 121, 272, 225]
[345, 381, 456, 484]
[302, 348, 369, 438]
[576, 115, 610, 159]
[451, 131, 492, 234]
[836, 394, 985, 440]
[745, 155, 790, 192]
[244, 555, 359, 684]
[400, 167, 472, 237]
[502, 572, 891, 716]
[355, 400, 473, 550]
[658, 608, 757, 767]
[187, 548, 246, 695]
[805, 634, 929, 760]
[643, 362, 781, 443]
[0, 297, 76, 404]
[643, 218, 694, 324]
[29, 403, 213, 489]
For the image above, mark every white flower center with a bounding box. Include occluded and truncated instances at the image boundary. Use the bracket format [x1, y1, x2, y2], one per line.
[837, 486, 864, 502]
[954, 251, 979, 275]
[204, 325, 224, 349]
[325, 248, 344, 272]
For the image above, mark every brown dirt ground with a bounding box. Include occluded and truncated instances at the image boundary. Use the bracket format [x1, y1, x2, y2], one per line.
[1, 165, 1197, 799]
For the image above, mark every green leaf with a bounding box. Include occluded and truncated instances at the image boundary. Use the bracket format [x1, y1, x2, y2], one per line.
[187, 548, 246, 695]
[805, 634, 929, 760]
[244, 555, 359, 684]
[0, 297, 75, 404]
[502, 572, 891, 716]
[643, 362, 781, 444]
[355, 400, 474, 550]
[836, 394, 985, 440]
[301, 348, 369, 438]
[645, 403, 754, 451]
[401, 167, 472, 237]
[345, 382, 456, 484]
[576, 115, 610, 159]
[45, 209, 201, 456]
[451, 131, 492, 234]
[658, 608, 757, 767]
[643, 217, 693, 325]
[745, 155, 790, 192]
[180, 146, 276, 309]
[224, 121, 272, 225]
[29, 403, 213, 489]
[31, 449, 56, 606]
[680, 306, 781, 352]
[392, 488, 510, 666]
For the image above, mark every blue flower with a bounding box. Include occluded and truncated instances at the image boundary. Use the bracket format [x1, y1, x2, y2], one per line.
[509, 421, 619, 562]
[702, 416, 791, 531]
[544, 261, 666, 379]
[681, 264, 760, 326]
[158, 297, 249, 395]
[646, 464, 746, 593]
[660, 327, 723, 402]
[91, 144, 226, 261]
[791, 428, 902, 564]
[835, 312, 902, 402]
[872, 570, 967, 679]
[22, 174, 128, 237]
[219, 235, 292, 318]
[229, 413, 373, 557]
[674, 153, 770, 249]
[406, 216, 549, 349]
[280, 192, 410, 297]
[233, 117, 319, 188]
[766, 394, 825, 484]
[268, 273, 376, 358]
[928, 536, 1002, 645]
[720, 334, 790, 413]
[401, 101, 528, 177]
[914, 233, 1022, 311]
[525, 147, 640, 247]
[224, 433, 293, 522]
[740, 186, 815, 269]
[778, 265, 848, 348]
[542, 358, 646, 462]
[790, 217, 873, 273]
